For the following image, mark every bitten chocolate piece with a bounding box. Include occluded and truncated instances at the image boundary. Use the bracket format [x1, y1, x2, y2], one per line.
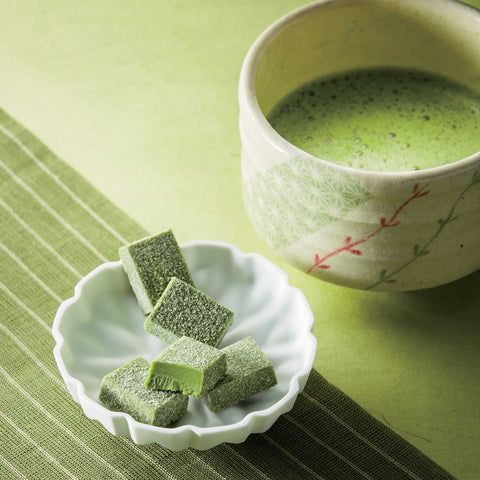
[201, 337, 277, 412]
[145, 336, 227, 397]
[144, 277, 234, 347]
[119, 229, 194, 314]
[98, 357, 188, 427]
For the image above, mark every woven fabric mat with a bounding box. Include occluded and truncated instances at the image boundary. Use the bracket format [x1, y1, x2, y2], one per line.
[0, 108, 456, 479]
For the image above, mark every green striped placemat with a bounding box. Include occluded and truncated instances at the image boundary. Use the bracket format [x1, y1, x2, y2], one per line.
[0, 107, 456, 479]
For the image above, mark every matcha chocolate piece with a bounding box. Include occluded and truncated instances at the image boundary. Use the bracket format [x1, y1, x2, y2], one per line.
[144, 277, 234, 347]
[201, 337, 277, 412]
[119, 229, 194, 314]
[145, 336, 227, 397]
[98, 357, 188, 427]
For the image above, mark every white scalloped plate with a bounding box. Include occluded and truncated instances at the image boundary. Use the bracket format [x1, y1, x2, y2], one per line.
[52, 240, 316, 450]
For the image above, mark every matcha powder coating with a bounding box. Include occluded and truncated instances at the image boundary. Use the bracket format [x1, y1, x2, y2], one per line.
[144, 277, 234, 347]
[145, 336, 227, 397]
[119, 229, 195, 314]
[98, 357, 188, 427]
[201, 337, 277, 412]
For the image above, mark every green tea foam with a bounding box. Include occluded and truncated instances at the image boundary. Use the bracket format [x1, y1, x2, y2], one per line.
[267, 68, 480, 172]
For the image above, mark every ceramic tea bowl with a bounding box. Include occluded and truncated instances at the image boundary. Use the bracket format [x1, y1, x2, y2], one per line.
[239, 0, 480, 291]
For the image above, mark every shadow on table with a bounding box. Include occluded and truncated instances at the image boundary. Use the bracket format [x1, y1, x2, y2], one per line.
[357, 267, 480, 339]
[403, 268, 480, 319]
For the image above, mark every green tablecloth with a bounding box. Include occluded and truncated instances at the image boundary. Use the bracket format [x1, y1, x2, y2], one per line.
[0, 106, 457, 480]
[0, 1, 478, 478]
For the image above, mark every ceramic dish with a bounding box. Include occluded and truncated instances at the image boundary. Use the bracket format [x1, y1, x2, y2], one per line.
[52, 240, 316, 450]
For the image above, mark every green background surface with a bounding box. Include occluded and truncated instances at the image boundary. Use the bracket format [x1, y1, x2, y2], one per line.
[0, 1, 478, 478]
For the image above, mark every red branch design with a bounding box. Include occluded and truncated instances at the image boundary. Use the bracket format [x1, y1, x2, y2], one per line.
[306, 183, 431, 274]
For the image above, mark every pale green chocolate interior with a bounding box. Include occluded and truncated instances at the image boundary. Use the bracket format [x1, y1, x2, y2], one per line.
[148, 362, 202, 395]
[254, 0, 480, 171]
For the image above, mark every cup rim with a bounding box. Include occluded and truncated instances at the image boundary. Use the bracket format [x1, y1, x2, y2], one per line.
[238, 0, 480, 181]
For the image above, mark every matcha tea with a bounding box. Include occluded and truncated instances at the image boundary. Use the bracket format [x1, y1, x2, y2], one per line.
[267, 68, 480, 171]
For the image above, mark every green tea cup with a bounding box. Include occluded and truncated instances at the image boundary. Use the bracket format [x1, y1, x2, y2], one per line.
[239, 0, 480, 291]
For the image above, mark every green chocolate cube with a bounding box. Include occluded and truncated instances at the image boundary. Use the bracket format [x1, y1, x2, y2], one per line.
[145, 336, 227, 397]
[201, 337, 277, 412]
[119, 229, 195, 314]
[144, 277, 234, 347]
[98, 357, 188, 427]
